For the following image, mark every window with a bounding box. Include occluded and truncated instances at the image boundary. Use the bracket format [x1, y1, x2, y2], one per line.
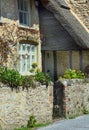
[0, 0, 1, 20]
[17, 0, 31, 26]
[19, 43, 37, 75]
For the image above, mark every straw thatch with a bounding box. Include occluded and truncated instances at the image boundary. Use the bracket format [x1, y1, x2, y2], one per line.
[44, 0, 89, 48]
[39, 5, 81, 51]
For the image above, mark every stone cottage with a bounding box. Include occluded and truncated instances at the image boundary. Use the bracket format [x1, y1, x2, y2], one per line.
[39, 0, 89, 80]
[0, 0, 89, 80]
[0, 1, 53, 129]
[0, 0, 41, 75]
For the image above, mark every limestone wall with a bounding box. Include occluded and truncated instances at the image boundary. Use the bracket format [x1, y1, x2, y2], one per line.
[0, 83, 53, 130]
[61, 79, 89, 118]
[0, 0, 41, 69]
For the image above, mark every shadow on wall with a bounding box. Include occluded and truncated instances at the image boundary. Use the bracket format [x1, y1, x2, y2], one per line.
[84, 65, 89, 77]
[53, 81, 65, 118]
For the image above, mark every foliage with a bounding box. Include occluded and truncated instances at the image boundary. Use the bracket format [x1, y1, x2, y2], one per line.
[82, 107, 89, 114]
[69, 114, 78, 119]
[0, 64, 51, 89]
[14, 115, 50, 130]
[22, 76, 35, 89]
[27, 116, 37, 128]
[61, 69, 85, 79]
[30, 62, 39, 74]
[35, 71, 51, 87]
[0, 66, 23, 88]
[0, 66, 35, 89]
[0, 125, 2, 130]
[35, 70, 45, 84]
[31, 62, 38, 69]
[30, 63, 51, 86]
[14, 127, 31, 130]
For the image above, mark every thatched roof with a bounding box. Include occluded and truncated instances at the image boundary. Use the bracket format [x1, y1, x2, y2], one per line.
[45, 0, 89, 48]
[39, 5, 81, 51]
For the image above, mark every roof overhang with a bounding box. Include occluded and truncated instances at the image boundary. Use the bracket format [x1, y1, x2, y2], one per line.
[46, 0, 89, 48]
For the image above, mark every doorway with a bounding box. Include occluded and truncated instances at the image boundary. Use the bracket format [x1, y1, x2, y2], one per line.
[44, 51, 54, 80]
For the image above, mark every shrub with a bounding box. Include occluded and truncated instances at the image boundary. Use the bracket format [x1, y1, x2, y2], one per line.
[0, 65, 51, 89]
[31, 62, 38, 69]
[35, 71, 45, 84]
[61, 69, 85, 79]
[30, 63, 51, 86]
[0, 66, 23, 88]
[22, 76, 35, 89]
[0, 66, 35, 89]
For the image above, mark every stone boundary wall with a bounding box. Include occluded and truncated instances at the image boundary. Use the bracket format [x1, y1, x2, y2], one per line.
[0, 83, 53, 130]
[61, 79, 89, 118]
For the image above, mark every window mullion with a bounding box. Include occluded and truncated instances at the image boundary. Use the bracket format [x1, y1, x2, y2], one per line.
[20, 55, 22, 73]
[30, 46, 32, 69]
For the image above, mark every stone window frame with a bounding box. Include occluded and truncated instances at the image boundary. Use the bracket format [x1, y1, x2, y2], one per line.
[18, 42, 37, 75]
[17, 0, 31, 27]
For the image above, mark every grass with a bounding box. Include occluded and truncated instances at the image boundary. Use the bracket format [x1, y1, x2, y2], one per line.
[14, 127, 31, 130]
[14, 123, 51, 130]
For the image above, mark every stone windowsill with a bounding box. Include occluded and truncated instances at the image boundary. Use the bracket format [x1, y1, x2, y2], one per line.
[18, 24, 30, 29]
[0, 19, 4, 25]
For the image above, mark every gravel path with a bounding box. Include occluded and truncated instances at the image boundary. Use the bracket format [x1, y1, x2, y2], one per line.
[37, 115, 89, 130]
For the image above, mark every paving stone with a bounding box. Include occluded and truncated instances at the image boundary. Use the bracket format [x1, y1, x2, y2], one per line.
[37, 115, 89, 130]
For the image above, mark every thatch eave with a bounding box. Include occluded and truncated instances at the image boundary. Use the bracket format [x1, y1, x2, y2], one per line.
[46, 0, 89, 48]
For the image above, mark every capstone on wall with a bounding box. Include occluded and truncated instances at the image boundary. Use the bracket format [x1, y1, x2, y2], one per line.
[0, 83, 53, 130]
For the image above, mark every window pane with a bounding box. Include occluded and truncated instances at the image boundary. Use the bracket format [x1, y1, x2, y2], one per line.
[24, 13, 29, 25]
[18, 0, 30, 26]
[22, 56, 25, 72]
[23, 0, 28, 11]
[32, 55, 35, 63]
[19, 43, 37, 74]
[19, 12, 24, 24]
[31, 46, 35, 52]
[27, 46, 30, 53]
[0, 0, 1, 18]
[20, 0, 24, 10]
[19, 55, 22, 72]
[22, 44, 25, 51]
[19, 44, 22, 51]
[18, 0, 20, 9]
[27, 55, 30, 71]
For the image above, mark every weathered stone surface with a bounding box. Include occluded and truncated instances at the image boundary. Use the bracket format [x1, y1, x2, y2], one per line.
[61, 79, 89, 118]
[0, 84, 53, 130]
[0, 0, 41, 69]
[67, 0, 89, 29]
